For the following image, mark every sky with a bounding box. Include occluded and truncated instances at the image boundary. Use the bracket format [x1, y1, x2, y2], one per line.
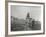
[11, 5, 41, 21]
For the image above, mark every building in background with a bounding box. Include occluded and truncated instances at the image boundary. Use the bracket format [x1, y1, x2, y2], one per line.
[25, 12, 33, 30]
[11, 12, 41, 31]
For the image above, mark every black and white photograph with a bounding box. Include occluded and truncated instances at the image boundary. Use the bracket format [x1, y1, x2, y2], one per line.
[8, 2, 45, 35]
[11, 5, 41, 31]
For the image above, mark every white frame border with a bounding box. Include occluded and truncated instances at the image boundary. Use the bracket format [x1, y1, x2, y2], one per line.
[8, 2, 44, 35]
